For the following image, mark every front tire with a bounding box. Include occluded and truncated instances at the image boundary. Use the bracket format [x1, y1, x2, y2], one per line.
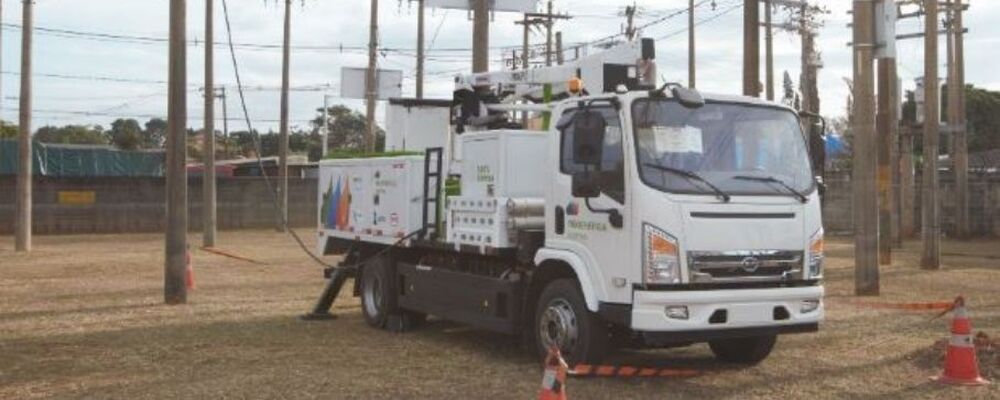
[708, 334, 776, 364]
[360, 252, 424, 332]
[534, 279, 608, 365]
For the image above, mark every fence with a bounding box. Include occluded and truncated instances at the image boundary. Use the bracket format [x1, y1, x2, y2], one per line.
[0, 176, 317, 235]
[822, 173, 1000, 237]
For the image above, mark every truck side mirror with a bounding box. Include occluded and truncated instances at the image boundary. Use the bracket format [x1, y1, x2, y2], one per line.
[572, 110, 607, 166]
[571, 172, 600, 198]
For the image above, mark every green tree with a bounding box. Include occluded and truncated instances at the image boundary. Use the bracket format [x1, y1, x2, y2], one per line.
[34, 125, 108, 145]
[109, 118, 144, 150]
[143, 118, 168, 148]
[310, 105, 385, 155]
[0, 121, 17, 139]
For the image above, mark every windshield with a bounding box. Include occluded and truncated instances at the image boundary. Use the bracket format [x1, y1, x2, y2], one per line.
[632, 98, 814, 197]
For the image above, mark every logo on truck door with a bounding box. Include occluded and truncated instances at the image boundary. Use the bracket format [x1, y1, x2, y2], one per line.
[740, 257, 762, 273]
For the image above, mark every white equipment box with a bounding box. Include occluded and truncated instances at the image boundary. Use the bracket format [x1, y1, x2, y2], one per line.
[318, 156, 427, 247]
[384, 98, 452, 152]
[459, 130, 548, 198]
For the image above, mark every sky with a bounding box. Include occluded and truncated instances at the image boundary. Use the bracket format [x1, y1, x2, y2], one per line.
[0, 0, 998, 134]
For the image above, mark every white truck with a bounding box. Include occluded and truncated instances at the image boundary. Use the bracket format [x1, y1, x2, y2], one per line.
[309, 38, 825, 365]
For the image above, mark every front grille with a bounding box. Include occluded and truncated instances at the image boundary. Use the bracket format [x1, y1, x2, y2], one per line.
[687, 250, 804, 283]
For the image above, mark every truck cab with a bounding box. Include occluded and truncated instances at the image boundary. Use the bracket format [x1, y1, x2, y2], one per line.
[533, 87, 823, 362]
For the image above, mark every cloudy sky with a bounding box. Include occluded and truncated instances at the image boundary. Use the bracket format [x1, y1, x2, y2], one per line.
[1, 0, 997, 133]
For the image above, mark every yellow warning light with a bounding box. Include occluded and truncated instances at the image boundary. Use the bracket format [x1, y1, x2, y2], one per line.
[568, 77, 584, 95]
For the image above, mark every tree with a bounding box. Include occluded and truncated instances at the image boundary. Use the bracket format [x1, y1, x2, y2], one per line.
[781, 71, 799, 109]
[109, 118, 144, 150]
[144, 118, 168, 148]
[310, 105, 384, 155]
[34, 125, 108, 145]
[0, 121, 17, 139]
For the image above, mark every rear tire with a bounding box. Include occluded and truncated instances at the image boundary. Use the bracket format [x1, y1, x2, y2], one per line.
[534, 279, 608, 365]
[708, 334, 776, 364]
[360, 252, 424, 332]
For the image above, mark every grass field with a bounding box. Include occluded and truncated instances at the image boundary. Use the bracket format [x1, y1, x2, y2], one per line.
[1, 230, 997, 399]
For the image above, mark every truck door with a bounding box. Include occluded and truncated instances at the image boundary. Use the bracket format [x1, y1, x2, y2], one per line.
[547, 105, 632, 305]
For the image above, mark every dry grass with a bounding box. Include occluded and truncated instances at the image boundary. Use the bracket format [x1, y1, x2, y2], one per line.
[1, 231, 998, 399]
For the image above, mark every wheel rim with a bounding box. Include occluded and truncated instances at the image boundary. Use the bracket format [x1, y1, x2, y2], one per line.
[362, 273, 383, 318]
[538, 298, 578, 354]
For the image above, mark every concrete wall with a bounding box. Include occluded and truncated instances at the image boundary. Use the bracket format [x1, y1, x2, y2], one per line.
[0, 177, 317, 235]
[822, 173, 1000, 237]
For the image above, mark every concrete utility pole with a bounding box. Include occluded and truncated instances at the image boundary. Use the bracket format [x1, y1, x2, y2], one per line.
[950, 0, 968, 238]
[472, 0, 490, 73]
[555, 32, 563, 65]
[877, 57, 895, 265]
[921, 0, 940, 269]
[365, 0, 379, 151]
[689, 0, 696, 88]
[799, 4, 819, 119]
[15, 0, 33, 253]
[165, 0, 189, 305]
[277, 0, 291, 232]
[852, 0, 879, 295]
[764, 0, 774, 101]
[521, 14, 530, 71]
[416, 0, 425, 99]
[203, 0, 217, 248]
[743, 0, 760, 97]
[900, 123, 916, 238]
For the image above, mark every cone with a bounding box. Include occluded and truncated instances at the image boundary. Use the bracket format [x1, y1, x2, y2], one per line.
[933, 296, 990, 386]
[538, 347, 569, 400]
[185, 249, 196, 290]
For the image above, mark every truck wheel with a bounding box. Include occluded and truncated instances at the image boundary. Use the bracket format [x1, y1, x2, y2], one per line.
[360, 253, 424, 332]
[534, 279, 608, 364]
[708, 335, 776, 364]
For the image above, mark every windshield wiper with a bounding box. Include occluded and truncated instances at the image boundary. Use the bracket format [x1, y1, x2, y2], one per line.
[643, 163, 731, 203]
[733, 175, 808, 203]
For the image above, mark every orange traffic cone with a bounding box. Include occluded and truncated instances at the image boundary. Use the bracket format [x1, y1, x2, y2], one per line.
[933, 296, 990, 386]
[538, 347, 569, 400]
[185, 248, 196, 290]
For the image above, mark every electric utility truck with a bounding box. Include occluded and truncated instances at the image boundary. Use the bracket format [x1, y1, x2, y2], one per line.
[311, 38, 825, 364]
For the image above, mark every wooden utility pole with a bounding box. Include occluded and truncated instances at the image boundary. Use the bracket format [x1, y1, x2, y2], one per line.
[15, 0, 33, 253]
[921, 0, 940, 269]
[277, 0, 291, 232]
[743, 0, 760, 97]
[764, 0, 774, 101]
[625, 3, 637, 40]
[415, 0, 425, 99]
[203, 0, 217, 248]
[165, 0, 189, 305]
[877, 57, 895, 265]
[521, 14, 530, 71]
[951, 0, 968, 238]
[900, 124, 916, 238]
[472, 0, 490, 73]
[545, 1, 553, 67]
[688, 0, 696, 88]
[365, 0, 379, 151]
[852, 0, 879, 295]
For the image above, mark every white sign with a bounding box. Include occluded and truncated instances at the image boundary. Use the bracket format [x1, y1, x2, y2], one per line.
[426, 0, 538, 13]
[340, 68, 403, 100]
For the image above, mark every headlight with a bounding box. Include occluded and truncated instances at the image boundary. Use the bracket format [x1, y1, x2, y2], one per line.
[644, 224, 681, 284]
[807, 229, 824, 279]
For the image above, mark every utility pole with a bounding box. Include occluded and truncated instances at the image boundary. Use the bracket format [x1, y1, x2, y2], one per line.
[764, 0, 774, 101]
[877, 57, 895, 265]
[15, 0, 33, 253]
[521, 14, 530, 71]
[921, 0, 940, 269]
[203, 0, 217, 248]
[951, 0, 968, 238]
[165, 0, 189, 304]
[472, 0, 490, 73]
[415, 0, 425, 99]
[555, 32, 563, 65]
[545, 1, 554, 67]
[743, 0, 760, 97]
[218, 87, 229, 159]
[277, 0, 291, 232]
[900, 123, 916, 238]
[852, 0, 879, 295]
[688, 0, 696, 88]
[625, 3, 637, 40]
[365, 0, 379, 151]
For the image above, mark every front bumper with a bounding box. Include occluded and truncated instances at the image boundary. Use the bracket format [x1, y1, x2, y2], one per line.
[630, 285, 824, 332]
